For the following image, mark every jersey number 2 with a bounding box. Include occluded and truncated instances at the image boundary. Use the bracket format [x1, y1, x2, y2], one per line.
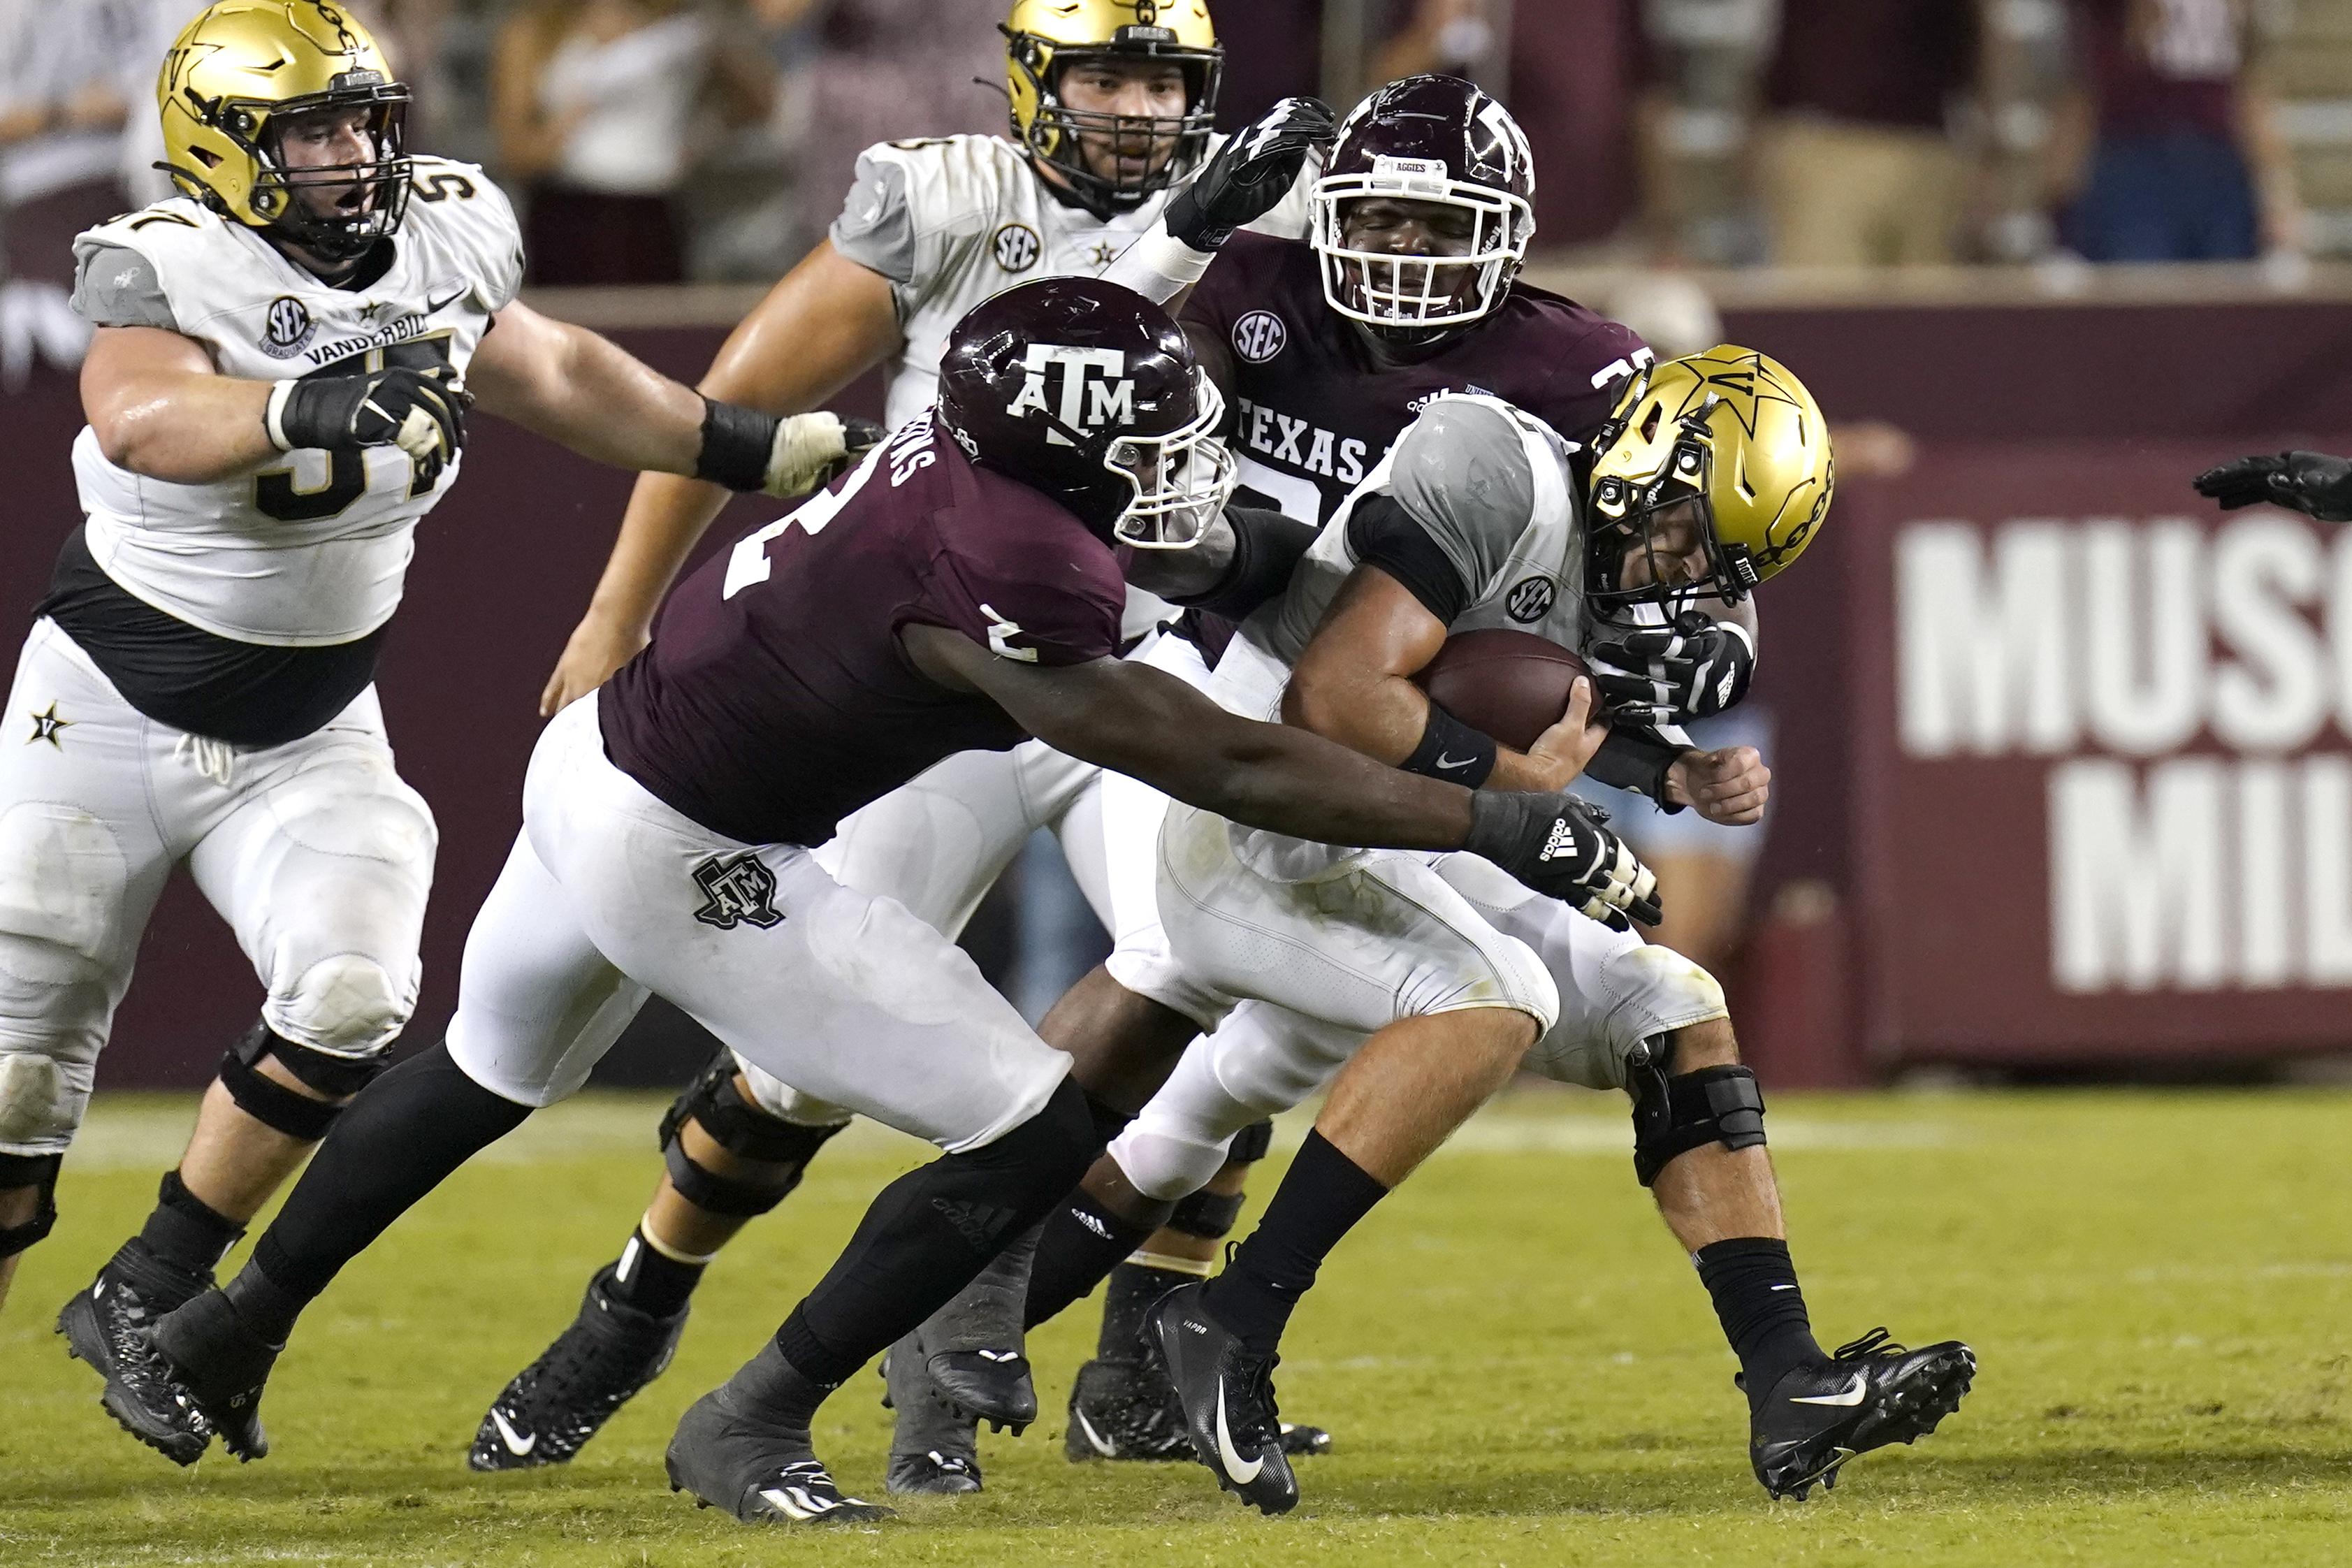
[254, 337, 457, 521]
[721, 454, 879, 599]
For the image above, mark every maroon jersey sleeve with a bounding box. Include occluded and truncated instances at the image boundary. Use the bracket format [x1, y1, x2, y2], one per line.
[922, 501, 1127, 668]
[1511, 297, 1651, 451]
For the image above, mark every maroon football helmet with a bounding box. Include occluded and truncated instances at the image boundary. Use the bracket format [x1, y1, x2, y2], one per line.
[936, 277, 1234, 546]
[1311, 74, 1536, 334]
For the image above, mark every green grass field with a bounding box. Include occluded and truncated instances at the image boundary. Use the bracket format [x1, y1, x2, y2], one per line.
[5, 1087, 2349, 1567]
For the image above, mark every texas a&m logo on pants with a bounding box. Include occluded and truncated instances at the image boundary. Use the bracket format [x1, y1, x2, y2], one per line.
[690, 850, 783, 930]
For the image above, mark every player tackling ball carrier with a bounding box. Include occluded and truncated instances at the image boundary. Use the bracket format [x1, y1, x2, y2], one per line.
[479, 0, 1342, 1493]
[105, 277, 1664, 1527]
[20, 0, 872, 1443]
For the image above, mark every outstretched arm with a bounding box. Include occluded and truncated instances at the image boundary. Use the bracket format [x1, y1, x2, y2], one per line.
[464, 300, 705, 472]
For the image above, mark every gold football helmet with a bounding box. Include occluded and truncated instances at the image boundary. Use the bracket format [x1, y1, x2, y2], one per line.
[1003, 0, 1221, 215]
[1584, 346, 1834, 616]
[157, 1, 412, 261]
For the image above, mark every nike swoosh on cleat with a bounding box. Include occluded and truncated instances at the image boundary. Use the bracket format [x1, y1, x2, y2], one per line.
[1790, 1373, 1869, 1407]
[1214, 1381, 1263, 1483]
[1074, 1409, 1117, 1457]
[490, 1409, 537, 1456]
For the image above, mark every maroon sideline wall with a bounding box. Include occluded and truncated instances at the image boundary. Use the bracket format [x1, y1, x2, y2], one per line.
[8, 294, 2352, 1091]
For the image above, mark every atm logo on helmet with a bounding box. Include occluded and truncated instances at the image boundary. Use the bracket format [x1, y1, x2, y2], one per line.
[1006, 344, 1135, 447]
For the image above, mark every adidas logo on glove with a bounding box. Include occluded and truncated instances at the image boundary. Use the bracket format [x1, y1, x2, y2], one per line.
[1539, 818, 1578, 862]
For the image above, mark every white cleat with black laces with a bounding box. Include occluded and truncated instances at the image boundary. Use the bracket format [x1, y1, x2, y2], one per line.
[1142, 1282, 1298, 1515]
[468, 1262, 687, 1471]
[1747, 1328, 1976, 1500]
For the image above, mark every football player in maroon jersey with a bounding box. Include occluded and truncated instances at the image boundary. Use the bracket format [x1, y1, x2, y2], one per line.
[106, 280, 1660, 1526]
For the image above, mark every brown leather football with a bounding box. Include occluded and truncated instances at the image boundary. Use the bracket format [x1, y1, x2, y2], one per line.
[1414, 629, 1590, 753]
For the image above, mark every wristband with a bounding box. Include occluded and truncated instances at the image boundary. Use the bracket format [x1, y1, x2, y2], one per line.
[1170, 506, 1318, 618]
[1585, 725, 1687, 812]
[1100, 223, 1217, 306]
[695, 397, 783, 492]
[263, 379, 298, 452]
[1401, 701, 1497, 787]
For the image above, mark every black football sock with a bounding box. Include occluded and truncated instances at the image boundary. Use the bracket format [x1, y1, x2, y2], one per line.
[1023, 1187, 1155, 1330]
[237, 1040, 532, 1342]
[136, 1169, 245, 1275]
[1694, 1237, 1825, 1409]
[1097, 1256, 1201, 1358]
[1200, 1130, 1388, 1359]
[770, 1078, 1116, 1388]
[606, 1224, 706, 1318]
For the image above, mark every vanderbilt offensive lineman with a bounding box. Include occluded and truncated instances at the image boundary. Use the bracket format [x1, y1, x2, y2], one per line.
[26, 1, 868, 1453]
[477, 0, 1333, 1494]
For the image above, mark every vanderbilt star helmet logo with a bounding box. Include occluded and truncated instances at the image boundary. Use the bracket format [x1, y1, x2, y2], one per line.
[1003, 344, 1133, 447]
[690, 851, 783, 931]
[26, 702, 71, 748]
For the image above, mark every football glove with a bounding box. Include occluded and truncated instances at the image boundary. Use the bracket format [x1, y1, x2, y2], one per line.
[1165, 96, 1335, 252]
[268, 364, 470, 489]
[1464, 791, 1662, 930]
[2193, 450, 2352, 522]
[763, 412, 887, 499]
[1585, 611, 1756, 726]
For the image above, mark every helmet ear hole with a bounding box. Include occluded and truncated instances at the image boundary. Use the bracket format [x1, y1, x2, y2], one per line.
[1639, 402, 1662, 443]
[189, 145, 221, 168]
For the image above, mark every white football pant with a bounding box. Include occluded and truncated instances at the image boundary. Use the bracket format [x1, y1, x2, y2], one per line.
[0, 619, 436, 1155]
[443, 692, 1073, 1152]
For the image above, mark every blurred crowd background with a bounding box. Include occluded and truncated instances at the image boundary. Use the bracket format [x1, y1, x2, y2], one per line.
[4, 0, 2346, 296]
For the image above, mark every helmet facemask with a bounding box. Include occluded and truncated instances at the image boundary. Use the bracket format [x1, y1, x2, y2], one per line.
[1107, 377, 1236, 549]
[1584, 391, 1756, 628]
[1006, 27, 1219, 216]
[1312, 157, 1530, 336]
[167, 73, 412, 261]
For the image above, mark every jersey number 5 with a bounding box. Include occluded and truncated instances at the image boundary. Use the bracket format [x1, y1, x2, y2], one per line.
[254, 336, 458, 521]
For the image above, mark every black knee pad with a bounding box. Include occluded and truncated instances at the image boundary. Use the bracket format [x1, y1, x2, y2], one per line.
[0, 1150, 61, 1258]
[219, 1023, 358, 1142]
[1629, 1046, 1766, 1189]
[655, 1049, 848, 1217]
[1166, 1186, 1245, 1241]
[1226, 1118, 1275, 1165]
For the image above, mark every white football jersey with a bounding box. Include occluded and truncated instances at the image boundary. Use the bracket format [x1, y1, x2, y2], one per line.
[69, 157, 524, 646]
[832, 133, 1314, 430]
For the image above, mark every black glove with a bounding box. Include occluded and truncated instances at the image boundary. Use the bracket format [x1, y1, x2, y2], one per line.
[2193, 451, 2352, 522]
[275, 364, 469, 490]
[1463, 791, 1662, 931]
[1165, 96, 1335, 252]
[1585, 611, 1756, 725]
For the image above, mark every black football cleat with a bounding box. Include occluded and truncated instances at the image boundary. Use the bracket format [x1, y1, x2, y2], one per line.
[665, 1353, 892, 1527]
[1142, 1282, 1298, 1515]
[1064, 1356, 1193, 1462]
[1748, 1328, 1976, 1500]
[469, 1263, 688, 1471]
[915, 1226, 1039, 1434]
[56, 1240, 215, 1466]
[1279, 1418, 1335, 1456]
[147, 1286, 280, 1462]
[881, 1330, 983, 1495]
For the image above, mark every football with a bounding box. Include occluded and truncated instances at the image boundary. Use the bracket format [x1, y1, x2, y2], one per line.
[1414, 628, 1591, 753]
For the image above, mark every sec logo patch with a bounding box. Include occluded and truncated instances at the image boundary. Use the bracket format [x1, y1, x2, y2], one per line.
[992, 223, 1042, 272]
[261, 296, 316, 359]
[1505, 575, 1555, 623]
[1232, 310, 1286, 363]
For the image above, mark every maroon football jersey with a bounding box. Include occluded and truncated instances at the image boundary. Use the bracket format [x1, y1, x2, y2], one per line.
[600, 415, 1126, 847]
[1185, 231, 1651, 522]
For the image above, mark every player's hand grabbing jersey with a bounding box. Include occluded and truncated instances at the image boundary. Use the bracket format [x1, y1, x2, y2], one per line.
[600, 413, 1126, 849]
[66, 157, 523, 647]
[1182, 231, 1649, 525]
[832, 135, 1314, 432]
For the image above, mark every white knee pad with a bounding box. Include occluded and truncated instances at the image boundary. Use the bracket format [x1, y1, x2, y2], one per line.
[270, 952, 413, 1056]
[732, 1052, 855, 1128]
[1110, 1122, 1232, 1203]
[0, 1050, 83, 1153]
[1524, 940, 1728, 1092]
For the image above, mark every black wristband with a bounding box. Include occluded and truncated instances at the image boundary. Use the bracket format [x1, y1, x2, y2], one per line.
[1585, 725, 1687, 811]
[1172, 505, 1319, 618]
[695, 397, 781, 492]
[1163, 185, 1232, 252]
[1401, 702, 1497, 787]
